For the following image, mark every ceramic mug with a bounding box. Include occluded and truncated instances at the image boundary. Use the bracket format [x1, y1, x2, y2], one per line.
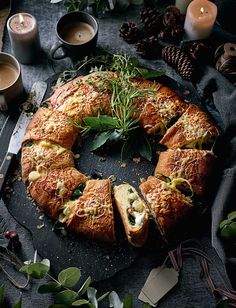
[0, 52, 23, 111]
[50, 11, 98, 61]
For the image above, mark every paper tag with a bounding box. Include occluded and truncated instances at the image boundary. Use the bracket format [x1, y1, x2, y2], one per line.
[139, 266, 179, 306]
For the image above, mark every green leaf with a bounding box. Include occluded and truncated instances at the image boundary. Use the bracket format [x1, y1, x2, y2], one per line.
[77, 276, 91, 297]
[71, 184, 85, 200]
[49, 305, 68, 308]
[216, 297, 230, 308]
[13, 293, 22, 308]
[50, 0, 63, 3]
[220, 222, 236, 240]
[121, 139, 133, 161]
[219, 219, 230, 229]
[19, 262, 49, 279]
[123, 293, 133, 308]
[83, 115, 118, 131]
[228, 211, 236, 221]
[109, 291, 123, 308]
[142, 304, 151, 308]
[97, 291, 110, 302]
[0, 285, 4, 304]
[138, 134, 152, 161]
[58, 267, 81, 288]
[136, 68, 164, 79]
[38, 282, 61, 294]
[87, 287, 98, 308]
[91, 131, 112, 151]
[55, 290, 78, 305]
[72, 299, 89, 306]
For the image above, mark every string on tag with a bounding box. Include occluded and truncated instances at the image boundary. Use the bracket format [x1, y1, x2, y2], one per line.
[163, 239, 236, 307]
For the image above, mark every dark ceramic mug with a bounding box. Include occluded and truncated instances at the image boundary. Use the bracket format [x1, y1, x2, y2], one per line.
[50, 11, 98, 61]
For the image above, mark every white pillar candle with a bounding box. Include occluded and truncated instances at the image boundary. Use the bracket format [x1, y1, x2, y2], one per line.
[175, 0, 192, 15]
[7, 13, 41, 64]
[184, 0, 217, 40]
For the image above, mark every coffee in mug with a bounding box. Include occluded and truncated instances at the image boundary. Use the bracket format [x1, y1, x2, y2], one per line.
[61, 22, 95, 45]
[0, 52, 23, 111]
[50, 11, 98, 61]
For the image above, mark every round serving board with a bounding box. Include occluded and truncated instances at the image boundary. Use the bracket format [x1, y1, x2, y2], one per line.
[3, 70, 219, 282]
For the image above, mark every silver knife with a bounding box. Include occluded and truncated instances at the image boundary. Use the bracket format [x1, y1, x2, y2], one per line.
[0, 81, 47, 198]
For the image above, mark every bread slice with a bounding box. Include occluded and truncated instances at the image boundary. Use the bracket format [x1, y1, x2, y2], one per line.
[155, 149, 216, 196]
[28, 167, 88, 219]
[160, 104, 220, 149]
[21, 140, 74, 184]
[66, 179, 116, 242]
[113, 184, 149, 247]
[23, 107, 79, 150]
[132, 79, 188, 135]
[140, 176, 193, 236]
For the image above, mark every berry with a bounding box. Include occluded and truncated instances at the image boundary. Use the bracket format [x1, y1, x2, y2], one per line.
[4, 230, 11, 239]
[9, 231, 19, 241]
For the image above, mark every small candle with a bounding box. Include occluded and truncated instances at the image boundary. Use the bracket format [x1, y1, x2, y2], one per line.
[7, 13, 41, 64]
[175, 0, 193, 15]
[184, 0, 217, 40]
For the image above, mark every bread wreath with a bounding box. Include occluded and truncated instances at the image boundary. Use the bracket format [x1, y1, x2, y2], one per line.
[21, 71, 219, 244]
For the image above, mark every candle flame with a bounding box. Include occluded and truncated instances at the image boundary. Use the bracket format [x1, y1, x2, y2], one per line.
[200, 7, 204, 14]
[19, 14, 24, 24]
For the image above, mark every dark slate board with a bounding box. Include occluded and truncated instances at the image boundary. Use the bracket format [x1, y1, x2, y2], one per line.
[2, 72, 209, 281]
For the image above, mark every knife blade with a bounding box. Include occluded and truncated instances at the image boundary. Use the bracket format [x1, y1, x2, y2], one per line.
[0, 81, 47, 198]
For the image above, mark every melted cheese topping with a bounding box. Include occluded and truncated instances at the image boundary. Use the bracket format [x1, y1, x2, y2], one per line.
[56, 180, 68, 198]
[58, 200, 76, 223]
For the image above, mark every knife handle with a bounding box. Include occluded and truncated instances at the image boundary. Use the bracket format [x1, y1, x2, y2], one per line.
[0, 152, 16, 199]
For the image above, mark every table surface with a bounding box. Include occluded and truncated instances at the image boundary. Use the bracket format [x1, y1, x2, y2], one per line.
[0, 0, 236, 307]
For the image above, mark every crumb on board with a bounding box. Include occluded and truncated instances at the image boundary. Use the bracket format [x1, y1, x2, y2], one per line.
[120, 162, 127, 168]
[133, 157, 141, 164]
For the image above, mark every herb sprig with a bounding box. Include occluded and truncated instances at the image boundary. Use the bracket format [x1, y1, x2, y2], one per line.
[72, 54, 163, 160]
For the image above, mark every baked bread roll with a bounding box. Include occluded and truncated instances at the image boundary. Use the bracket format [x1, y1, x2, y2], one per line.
[66, 179, 116, 242]
[23, 107, 79, 149]
[140, 176, 193, 235]
[133, 79, 188, 135]
[28, 167, 88, 219]
[21, 140, 74, 184]
[48, 72, 113, 123]
[155, 149, 216, 196]
[160, 104, 220, 149]
[113, 184, 149, 247]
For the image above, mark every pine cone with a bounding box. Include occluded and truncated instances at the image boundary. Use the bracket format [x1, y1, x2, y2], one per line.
[135, 36, 162, 59]
[185, 41, 213, 63]
[171, 25, 185, 41]
[140, 7, 163, 34]
[158, 27, 172, 41]
[119, 22, 141, 44]
[162, 45, 196, 81]
[163, 5, 181, 27]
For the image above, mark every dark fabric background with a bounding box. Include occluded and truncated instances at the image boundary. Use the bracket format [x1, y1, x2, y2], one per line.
[0, 0, 236, 307]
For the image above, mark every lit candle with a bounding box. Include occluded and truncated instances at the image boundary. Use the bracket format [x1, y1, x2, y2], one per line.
[184, 0, 217, 40]
[175, 0, 193, 15]
[7, 13, 41, 64]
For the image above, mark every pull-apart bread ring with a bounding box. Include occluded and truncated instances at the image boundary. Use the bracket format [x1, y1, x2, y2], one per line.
[28, 167, 88, 219]
[160, 104, 220, 149]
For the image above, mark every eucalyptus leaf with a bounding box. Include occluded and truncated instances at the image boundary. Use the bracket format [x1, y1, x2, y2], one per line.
[91, 131, 113, 151]
[97, 291, 110, 302]
[228, 211, 236, 221]
[87, 287, 98, 308]
[58, 267, 81, 288]
[220, 222, 236, 240]
[55, 290, 78, 305]
[77, 276, 91, 297]
[109, 291, 123, 308]
[72, 299, 89, 306]
[19, 262, 49, 279]
[123, 293, 133, 308]
[0, 285, 4, 304]
[38, 282, 61, 294]
[219, 219, 230, 229]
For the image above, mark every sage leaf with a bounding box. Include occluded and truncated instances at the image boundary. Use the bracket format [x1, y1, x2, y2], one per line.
[38, 282, 61, 294]
[58, 267, 81, 288]
[123, 293, 133, 308]
[72, 299, 89, 306]
[87, 287, 98, 308]
[19, 262, 49, 279]
[91, 131, 112, 151]
[55, 290, 78, 305]
[77, 276, 91, 297]
[97, 291, 110, 302]
[0, 285, 4, 304]
[228, 211, 236, 221]
[109, 291, 123, 308]
[83, 115, 118, 131]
